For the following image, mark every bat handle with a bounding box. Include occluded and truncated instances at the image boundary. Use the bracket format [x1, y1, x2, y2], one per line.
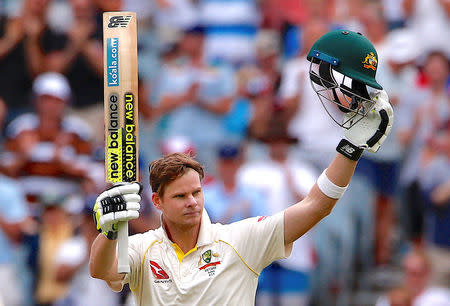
[117, 221, 130, 274]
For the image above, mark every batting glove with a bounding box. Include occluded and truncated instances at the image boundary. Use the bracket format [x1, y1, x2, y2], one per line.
[337, 89, 394, 160]
[93, 182, 142, 240]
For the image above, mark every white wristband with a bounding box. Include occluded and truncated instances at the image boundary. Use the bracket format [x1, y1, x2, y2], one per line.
[317, 168, 348, 199]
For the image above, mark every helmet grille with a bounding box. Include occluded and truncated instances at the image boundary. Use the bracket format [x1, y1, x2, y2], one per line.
[309, 59, 376, 128]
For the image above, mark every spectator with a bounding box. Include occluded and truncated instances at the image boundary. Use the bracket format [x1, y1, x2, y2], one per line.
[232, 30, 281, 143]
[376, 248, 450, 306]
[403, 0, 450, 56]
[138, 33, 184, 178]
[418, 119, 449, 288]
[203, 143, 266, 224]
[29, 0, 104, 143]
[381, 0, 407, 30]
[279, 18, 342, 171]
[376, 286, 413, 306]
[0, 167, 31, 306]
[151, 0, 198, 34]
[0, 97, 32, 306]
[34, 193, 74, 305]
[356, 3, 407, 265]
[0, 0, 53, 123]
[154, 25, 236, 175]
[397, 50, 449, 247]
[238, 112, 317, 306]
[402, 248, 449, 305]
[224, 64, 269, 146]
[53, 201, 120, 306]
[198, 0, 261, 66]
[1, 72, 94, 215]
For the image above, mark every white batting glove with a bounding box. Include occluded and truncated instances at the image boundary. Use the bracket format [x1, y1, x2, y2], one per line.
[337, 89, 394, 160]
[93, 182, 142, 240]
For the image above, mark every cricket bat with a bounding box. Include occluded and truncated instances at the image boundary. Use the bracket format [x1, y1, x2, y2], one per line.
[103, 12, 138, 274]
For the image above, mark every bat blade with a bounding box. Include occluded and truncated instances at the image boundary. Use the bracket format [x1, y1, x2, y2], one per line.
[103, 11, 139, 274]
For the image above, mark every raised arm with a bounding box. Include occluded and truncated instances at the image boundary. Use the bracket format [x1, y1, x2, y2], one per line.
[284, 90, 393, 244]
[90, 234, 124, 290]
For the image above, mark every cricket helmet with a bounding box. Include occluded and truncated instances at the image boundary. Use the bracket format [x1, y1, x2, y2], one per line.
[307, 30, 382, 128]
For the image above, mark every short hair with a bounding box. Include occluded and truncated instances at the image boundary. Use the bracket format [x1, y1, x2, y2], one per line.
[149, 153, 204, 196]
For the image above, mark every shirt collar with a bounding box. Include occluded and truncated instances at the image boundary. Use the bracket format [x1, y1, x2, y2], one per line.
[159, 208, 214, 247]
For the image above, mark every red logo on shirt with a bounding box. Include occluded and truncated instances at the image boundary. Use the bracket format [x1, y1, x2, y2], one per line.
[257, 216, 268, 222]
[150, 261, 169, 279]
[199, 261, 221, 270]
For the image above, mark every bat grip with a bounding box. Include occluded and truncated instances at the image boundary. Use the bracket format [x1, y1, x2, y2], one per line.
[117, 221, 130, 274]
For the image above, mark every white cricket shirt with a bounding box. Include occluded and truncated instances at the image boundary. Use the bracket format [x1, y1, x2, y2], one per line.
[122, 209, 292, 305]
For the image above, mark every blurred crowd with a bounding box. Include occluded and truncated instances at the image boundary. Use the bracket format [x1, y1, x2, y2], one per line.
[0, 0, 448, 305]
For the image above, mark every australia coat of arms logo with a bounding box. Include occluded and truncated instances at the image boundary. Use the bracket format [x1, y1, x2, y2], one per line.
[202, 250, 212, 263]
[362, 52, 378, 71]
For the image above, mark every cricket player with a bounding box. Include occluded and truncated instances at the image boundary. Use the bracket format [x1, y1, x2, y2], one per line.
[89, 30, 393, 305]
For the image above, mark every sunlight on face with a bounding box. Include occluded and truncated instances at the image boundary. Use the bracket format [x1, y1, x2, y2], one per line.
[154, 168, 204, 230]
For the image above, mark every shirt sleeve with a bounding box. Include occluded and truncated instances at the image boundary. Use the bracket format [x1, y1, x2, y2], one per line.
[223, 211, 292, 274]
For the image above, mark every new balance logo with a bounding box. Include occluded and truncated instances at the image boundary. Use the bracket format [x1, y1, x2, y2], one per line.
[341, 144, 356, 154]
[150, 261, 169, 279]
[108, 15, 132, 28]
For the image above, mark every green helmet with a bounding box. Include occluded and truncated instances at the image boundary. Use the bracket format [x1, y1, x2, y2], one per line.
[307, 30, 383, 128]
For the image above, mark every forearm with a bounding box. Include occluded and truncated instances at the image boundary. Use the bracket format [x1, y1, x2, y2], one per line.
[0, 38, 19, 59]
[24, 35, 45, 76]
[325, 153, 358, 187]
[89, 233, 123, 281]
[158, 95, 187, 114]
[284, 154, 357, 244]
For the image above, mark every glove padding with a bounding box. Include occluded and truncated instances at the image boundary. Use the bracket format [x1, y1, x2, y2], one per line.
[342, 89, 393, 154]
[93, 182, 142, 239]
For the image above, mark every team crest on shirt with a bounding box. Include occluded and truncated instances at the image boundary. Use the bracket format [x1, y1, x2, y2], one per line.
[199, 249, 221, 277]
[202, 250, 212, 263]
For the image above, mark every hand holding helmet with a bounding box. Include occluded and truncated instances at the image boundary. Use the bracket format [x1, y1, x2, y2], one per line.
[337, 89, 393, 160]
[307, 30, 394, 160]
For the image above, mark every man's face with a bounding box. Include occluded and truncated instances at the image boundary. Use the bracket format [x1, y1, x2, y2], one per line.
[403, 254, 429, 292]
[180, 33, 204, 57]
[153, 168, 204, 229]
[424, 54, 449, 86]
[218, 158, 240, 184]
[36, 95, 66, 120]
